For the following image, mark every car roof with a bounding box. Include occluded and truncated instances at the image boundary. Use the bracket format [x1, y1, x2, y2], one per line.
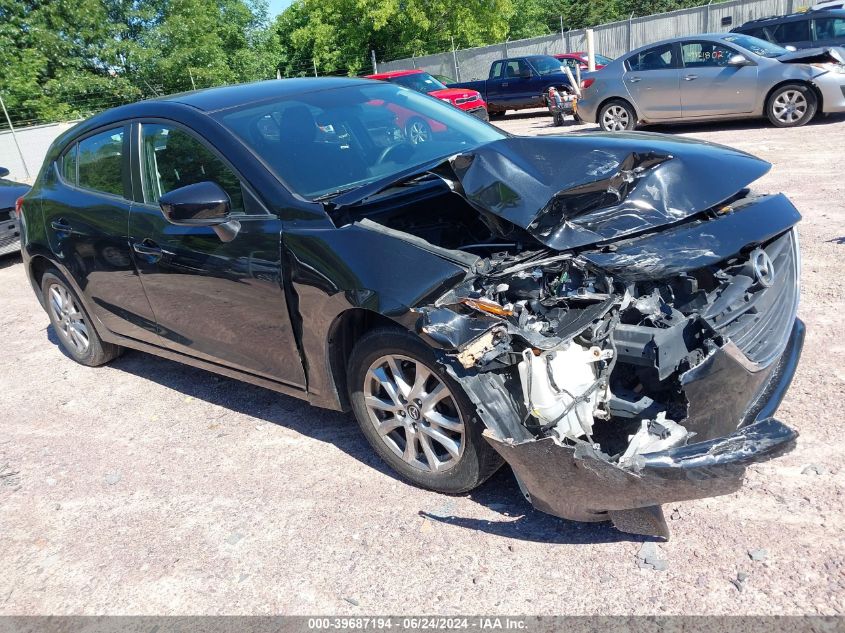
[739, 8, 845, 25]
[366, 69, 424, 79]
[624, 33, 742, 56]
[51, 78, 376, 152]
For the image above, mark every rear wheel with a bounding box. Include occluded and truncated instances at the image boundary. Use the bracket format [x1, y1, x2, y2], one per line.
[489, 110, 506, 119]
[348, 328, 502, 494]
[766, 83, 817, 128]
[599, 99, 637, 132]
[41, 270, 121, 366]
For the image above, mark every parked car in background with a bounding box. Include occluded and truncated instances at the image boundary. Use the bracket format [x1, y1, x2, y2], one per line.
[366, 69, 488, 121]
[449, 55, 572, 116]
[731, 9, 845, 48]
[19, 78, 805, 537]
[578, 33, 845, 131]
[815, 1, 845, 9]
[554, 52, 614, 71]
[0, 167, 29, 256]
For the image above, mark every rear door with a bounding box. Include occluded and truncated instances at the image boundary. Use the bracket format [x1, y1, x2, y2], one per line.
[127, 120, 306, 388]
[40, 125, 160, 344]
[770, 18, 814, 48]
[679, 40, 758, 117]
[813, 15, 845, 46]
[623, 43, 683, 120]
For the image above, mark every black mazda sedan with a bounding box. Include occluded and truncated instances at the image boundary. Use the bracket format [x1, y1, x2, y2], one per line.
[19, 78, 804, 537]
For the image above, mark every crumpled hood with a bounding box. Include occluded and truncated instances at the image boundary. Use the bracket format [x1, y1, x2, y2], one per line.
[776, 46, 845, 64]
[431, 134, 771, 250]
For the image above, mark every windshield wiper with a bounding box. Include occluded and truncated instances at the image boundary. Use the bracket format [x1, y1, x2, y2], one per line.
[312, 186, 364, 202]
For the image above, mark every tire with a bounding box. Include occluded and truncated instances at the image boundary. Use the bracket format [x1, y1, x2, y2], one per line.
[41, 269, 121, 367]
[598, 99, 637, 132]
[405, 117, 432, 145]
[766, 83, 817, 128]
[488, 110, 506, 119]
[348, 327, 502, 494]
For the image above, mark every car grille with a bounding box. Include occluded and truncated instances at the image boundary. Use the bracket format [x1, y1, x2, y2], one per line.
[455, 95, 479, 105]
[704, 229, 799, 367]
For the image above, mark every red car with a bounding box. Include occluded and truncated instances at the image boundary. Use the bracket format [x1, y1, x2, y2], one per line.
[554, 52, 614, 72]
[366, 69, 489, 121]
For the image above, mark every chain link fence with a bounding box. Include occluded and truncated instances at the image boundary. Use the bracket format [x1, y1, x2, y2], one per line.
[377, 0, 806, 81]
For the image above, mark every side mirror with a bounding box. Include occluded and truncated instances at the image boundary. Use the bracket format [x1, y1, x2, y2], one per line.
[0, 167, 9, 179]
[158, 181, 240, 242]
[159, 181, 231, 225]
[728, 54, 752, 67]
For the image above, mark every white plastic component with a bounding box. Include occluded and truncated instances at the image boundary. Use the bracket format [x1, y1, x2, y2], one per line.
[518, 343, 603, 440]
[618, 412, 689, 467]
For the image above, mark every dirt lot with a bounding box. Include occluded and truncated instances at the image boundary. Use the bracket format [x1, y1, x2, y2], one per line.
[1, 111, 844, 616]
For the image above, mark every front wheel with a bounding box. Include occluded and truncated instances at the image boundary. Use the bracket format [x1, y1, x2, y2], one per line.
[766, 83, 817, 128]
[348, 328, 502, 494]
[599, 99, 637, 132]
[405, 117, 432, 145]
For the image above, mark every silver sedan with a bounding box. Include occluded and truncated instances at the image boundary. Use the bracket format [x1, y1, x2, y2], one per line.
[577, 33, 845, 130]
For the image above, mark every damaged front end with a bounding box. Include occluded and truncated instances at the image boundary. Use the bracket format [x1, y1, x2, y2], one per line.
[337, 136, 804, 537]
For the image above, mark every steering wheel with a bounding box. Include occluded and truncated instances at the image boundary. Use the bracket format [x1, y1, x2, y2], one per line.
[375, 141, 414, 166]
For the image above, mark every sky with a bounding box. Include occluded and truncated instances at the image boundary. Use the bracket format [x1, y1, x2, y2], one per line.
[268, 0, 294, 17]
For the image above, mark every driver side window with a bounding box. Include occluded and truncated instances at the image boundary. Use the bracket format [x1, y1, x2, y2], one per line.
[140, 124, 245, 214]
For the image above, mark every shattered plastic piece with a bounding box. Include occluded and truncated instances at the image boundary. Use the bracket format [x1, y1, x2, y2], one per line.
[748, 548, 768, 562]
[636, 541, 669, 570]
[456, 328, 505, 369]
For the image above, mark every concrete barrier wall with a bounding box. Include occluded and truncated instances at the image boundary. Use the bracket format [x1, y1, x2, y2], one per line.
[0, 121, 79, 184]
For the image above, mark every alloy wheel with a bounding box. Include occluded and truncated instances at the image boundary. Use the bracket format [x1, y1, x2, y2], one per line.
[363, 354, 465, 473]
[48, 283, 90, 355]
[772, 90, 808, 125]
[601, 105, 630, 131]
[407, 120, 431, 145]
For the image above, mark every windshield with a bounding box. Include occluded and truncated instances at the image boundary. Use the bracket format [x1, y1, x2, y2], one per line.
[389, 72, 447, 93]
[530, 56, 565, 75]
[723, 34, 789, 58]
[595, 54, 614, 66]
[217, 82, 504, 200]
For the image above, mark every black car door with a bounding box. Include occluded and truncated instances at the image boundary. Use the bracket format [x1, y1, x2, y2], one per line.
[127, 120, 306, 388]
[40, 125, 160, 344]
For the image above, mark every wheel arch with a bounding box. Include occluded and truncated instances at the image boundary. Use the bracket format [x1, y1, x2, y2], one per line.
[325, 308, 407, 411]
[763, 79, 822, 114]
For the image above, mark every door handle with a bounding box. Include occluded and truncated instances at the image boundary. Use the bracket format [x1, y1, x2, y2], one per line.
[132, 239, 163, 262]
[627, 76, 642, 83]
[501, 82, 508, 87]
[685, 74, 698, 81]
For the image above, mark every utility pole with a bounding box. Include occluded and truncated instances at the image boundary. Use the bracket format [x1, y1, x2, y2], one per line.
[188, 68, 196, 90]
[371, 50, 378, 75]
[313, 59, 318, 77]
[560, 16, 565, 53]
[586, 28, 596, 72]
[451, 37, 460, 82]
[0, 93, 30, 180]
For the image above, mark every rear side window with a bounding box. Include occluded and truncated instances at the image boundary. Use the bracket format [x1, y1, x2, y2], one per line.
[627, 44, 677, 71]
[772, 19, 810, 42]
[61, 145, 77, 183]
[681, 42, 736, 67]
[140, 124, 244, 213]
[815, 17, 845, 39]
[77, 129, 125, 196]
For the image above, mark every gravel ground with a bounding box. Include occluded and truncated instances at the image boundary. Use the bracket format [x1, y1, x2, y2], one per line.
[1, 111, 843, 616]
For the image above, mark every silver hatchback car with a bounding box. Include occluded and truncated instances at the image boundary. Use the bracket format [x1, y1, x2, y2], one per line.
[578, 33, 845, 130]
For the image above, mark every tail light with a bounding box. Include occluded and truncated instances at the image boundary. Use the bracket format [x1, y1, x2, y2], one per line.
[581, 78, 596, 90]
[14, 196, 24, 218]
